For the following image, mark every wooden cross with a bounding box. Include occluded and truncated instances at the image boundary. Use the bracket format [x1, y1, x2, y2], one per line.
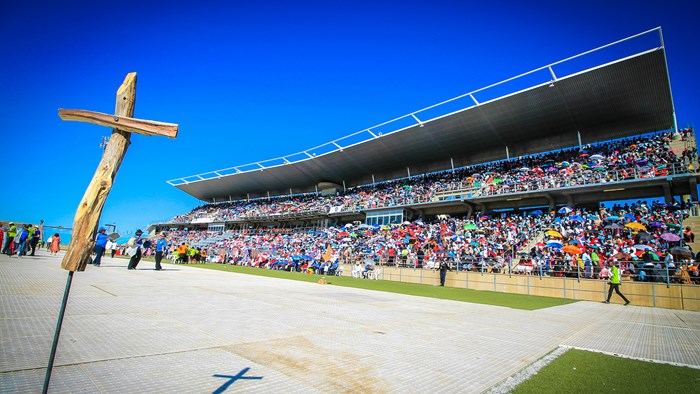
[57, 72, 178, 271]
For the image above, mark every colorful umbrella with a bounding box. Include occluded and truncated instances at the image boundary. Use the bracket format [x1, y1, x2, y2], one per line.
[612, 252, 633, 260]
[545, 230, 563, 238]
[558, 207, 573, 214]
[604, 223, 624, 230]
[625, 222, 647, 231]
[660, 233, 681, 242]
[669, 247, 692, 259]
[546, 240, 563, 249]
[562, 245, 582, 255]
[637, 232, 654, 242]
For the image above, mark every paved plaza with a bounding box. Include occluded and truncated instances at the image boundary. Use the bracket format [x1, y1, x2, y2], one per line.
[1, 250, 699, 393]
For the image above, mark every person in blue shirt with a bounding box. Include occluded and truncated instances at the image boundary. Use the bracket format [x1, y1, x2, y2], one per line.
[155, 232, 167, 271]
[15, 225, 30, 258]
[92, 227, 109, 267]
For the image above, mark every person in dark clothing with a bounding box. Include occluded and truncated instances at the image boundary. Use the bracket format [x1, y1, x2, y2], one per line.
[416, 248, 425, 268]
[439, 259, 451, 286]
[29, 225, 41, 256]
[127, 229, 144, 270]
[155, 232, 167, 271]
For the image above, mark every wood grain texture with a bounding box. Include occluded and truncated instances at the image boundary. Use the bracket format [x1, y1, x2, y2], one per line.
[58, 108, 178, 138]
[60, 73, 138, 271]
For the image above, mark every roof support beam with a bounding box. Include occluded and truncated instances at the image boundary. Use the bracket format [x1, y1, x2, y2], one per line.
[410, 114, 424, 127]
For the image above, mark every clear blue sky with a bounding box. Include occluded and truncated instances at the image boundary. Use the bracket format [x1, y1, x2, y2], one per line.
[1, 0, 698, 235]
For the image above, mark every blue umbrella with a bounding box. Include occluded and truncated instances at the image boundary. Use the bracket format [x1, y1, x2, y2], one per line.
[531, 209, 544, 215]
[606, 215, 620, 221]
[623, 214, 635, 220]
[570, 215, 584, 222]
[546, 240, 563, 248]
[114, 236, 132, 245]
[568, 239, 582, 245]
[558, 207, 573, 214]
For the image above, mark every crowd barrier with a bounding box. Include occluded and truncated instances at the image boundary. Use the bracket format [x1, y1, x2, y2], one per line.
[339, 264, 700, 311]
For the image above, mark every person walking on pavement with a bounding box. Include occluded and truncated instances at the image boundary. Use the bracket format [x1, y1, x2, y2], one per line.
[439, 258, 451, 286]
[604, 261, 630, 305]
[155, 232, 167, 271]
[3, 222, 17, 256]
[14, 225, 30, 258]
[106, 238, 116, 258]
[92, 227, 109, 266]
[29, 225, 41, 256]
[50, 233, 61, 255]
[127, 229, 144, 270]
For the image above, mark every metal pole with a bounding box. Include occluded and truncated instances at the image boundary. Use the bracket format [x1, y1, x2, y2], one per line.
[658, 27, 679, 132]
[43, 271, 75, 394]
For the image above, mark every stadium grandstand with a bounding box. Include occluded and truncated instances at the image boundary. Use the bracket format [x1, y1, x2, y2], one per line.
[147, 28, 700, 309]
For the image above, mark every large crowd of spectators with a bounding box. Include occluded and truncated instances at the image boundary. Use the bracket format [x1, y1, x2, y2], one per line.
[155, 129, 700, 284]
[157, 198, 700, 284]
[170, 129, 697, 223]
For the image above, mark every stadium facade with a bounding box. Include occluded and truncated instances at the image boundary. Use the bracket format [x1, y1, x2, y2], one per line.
[160, 27, 698, 231]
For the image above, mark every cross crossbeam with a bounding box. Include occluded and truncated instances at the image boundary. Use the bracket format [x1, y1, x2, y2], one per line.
[59, 72, 178, 272]
[58, 108, 178, 138]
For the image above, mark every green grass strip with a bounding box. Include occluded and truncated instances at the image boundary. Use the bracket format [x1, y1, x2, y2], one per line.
[514, 348, 700, 393]
[174, 262, 576, 310]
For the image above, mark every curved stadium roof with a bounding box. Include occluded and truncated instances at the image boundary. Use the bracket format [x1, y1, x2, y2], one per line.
[169, 29, 675, 203]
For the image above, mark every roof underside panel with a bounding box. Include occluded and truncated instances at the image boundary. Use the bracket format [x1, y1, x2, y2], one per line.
[176, 49, 674, 201]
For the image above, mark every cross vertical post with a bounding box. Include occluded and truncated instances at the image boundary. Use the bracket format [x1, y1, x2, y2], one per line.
[43, 72, 178, 393]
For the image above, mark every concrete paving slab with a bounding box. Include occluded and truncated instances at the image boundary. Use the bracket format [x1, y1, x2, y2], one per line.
[1, 250, 699, 393]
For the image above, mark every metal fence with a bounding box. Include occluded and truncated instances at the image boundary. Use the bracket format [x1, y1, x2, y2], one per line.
[344, 264, 700, 310]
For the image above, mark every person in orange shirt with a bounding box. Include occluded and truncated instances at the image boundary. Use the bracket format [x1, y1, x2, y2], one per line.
[177, 243, 189, 264]
[683, 227, 695, 243]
